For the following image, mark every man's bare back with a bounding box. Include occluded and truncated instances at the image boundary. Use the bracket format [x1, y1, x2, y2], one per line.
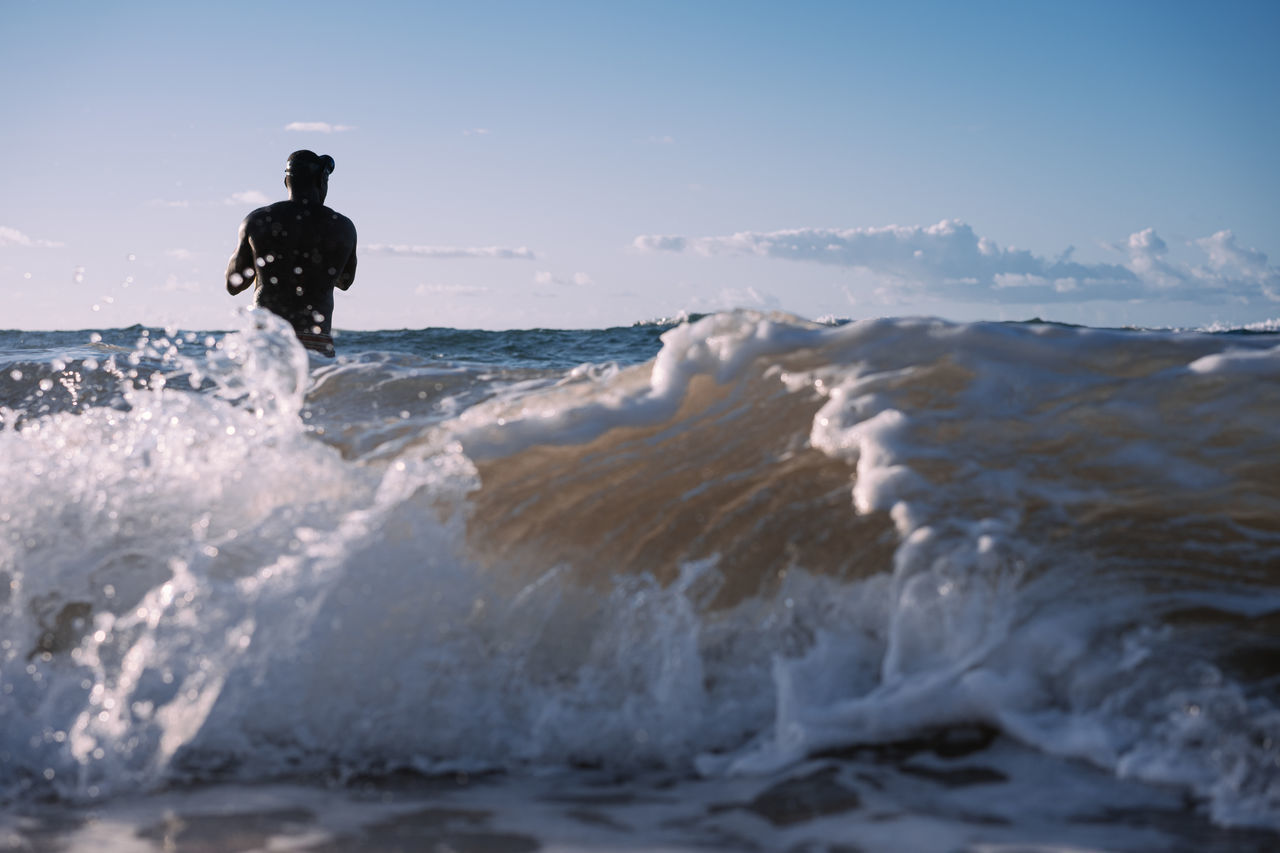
[226, 151, 357, 356]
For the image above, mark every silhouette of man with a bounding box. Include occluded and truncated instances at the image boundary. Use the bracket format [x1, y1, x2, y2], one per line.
[226, 150, 357, 356]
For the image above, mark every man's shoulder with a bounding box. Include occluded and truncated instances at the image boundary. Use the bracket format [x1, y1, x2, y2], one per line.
[244, 200, 290, 222]
[321, 205, 354, 224]
[322, 206, 357, 235]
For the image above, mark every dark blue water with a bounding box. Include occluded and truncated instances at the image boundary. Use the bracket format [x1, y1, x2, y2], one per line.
[0, 323, 678, 372]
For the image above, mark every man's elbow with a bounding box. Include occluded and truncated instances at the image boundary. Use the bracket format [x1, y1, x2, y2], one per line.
[226, 271, 251, 295]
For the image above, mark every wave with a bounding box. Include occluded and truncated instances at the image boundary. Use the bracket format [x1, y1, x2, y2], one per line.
[1, 309, 1277, 829]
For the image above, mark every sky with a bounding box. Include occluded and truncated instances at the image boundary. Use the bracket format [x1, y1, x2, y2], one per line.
[2, 0, 1278, 332]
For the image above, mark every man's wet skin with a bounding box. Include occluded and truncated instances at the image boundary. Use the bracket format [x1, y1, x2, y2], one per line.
[226, 150, 357, 355]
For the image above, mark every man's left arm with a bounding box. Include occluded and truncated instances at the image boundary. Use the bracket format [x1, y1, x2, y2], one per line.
[226, 219, 256, 295]
[335, 220, 357, 291]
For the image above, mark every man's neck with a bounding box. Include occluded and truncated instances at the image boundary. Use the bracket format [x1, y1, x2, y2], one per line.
[287, 188, 326, 205]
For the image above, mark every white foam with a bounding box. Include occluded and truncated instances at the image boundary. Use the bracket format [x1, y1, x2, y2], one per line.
[1, 310, 1278, 832]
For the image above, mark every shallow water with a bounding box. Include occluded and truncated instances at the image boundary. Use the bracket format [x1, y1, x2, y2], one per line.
[5, 736, 1280, 852]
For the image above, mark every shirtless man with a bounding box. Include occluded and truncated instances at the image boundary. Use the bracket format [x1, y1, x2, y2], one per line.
[226, 150, 357, 356]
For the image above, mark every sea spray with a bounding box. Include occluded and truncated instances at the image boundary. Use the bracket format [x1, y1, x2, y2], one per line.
[0, 311, 1277, 833]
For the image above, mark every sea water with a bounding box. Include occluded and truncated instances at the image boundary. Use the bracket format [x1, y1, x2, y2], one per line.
[0, 309, 1277, 852]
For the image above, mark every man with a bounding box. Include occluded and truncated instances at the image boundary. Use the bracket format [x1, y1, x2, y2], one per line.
[226, 150, 357, 356]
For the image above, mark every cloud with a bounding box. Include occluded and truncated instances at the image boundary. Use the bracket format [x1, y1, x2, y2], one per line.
[147, 199, 190, 208]
[632, 219, 1280, 305]
[463, 128, 490, 136]
[225, 190, 271, 206]
[1196, 230, 1276, 297]
[713, 286, 780, 311]
[165, 248, 194, 260]
[632, 234, 687, 253]
[0, 226, 64, 248]
[684, 285, 781, 314]
[366, 244, 536, 260]
[284, 122, 355, 133]
[534, 270, 594, 287]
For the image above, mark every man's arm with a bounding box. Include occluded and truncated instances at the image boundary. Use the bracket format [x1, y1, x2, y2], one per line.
[225, 219, 256, 295]
[335, 220, 357, 291]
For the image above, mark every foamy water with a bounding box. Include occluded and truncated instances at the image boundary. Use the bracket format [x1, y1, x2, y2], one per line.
[1, 309, 1278, 849]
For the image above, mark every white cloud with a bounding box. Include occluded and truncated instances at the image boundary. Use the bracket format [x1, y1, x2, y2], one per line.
[284, 122, 355, 133]
[1196, 230, 1276, 298]
[165, 248, 194, 260]
[534, 270, 594, 287]
[225, 190, 271, 206]
[631, 234, 687, 253]
[366, 244, 536, 260]
[147, 199, 190, 208]
[632, 219, 1280, 305]
[0, 226, 64, 248]
[685, 285, 781, 314]
[719, 286, 780, 309]
[463, 128, 490, 136]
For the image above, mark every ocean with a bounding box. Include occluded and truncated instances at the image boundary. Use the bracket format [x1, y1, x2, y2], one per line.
[1, 308, 1277, 852]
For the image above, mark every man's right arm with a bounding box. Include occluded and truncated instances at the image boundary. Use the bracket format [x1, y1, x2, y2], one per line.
[226, 219, 256, 295]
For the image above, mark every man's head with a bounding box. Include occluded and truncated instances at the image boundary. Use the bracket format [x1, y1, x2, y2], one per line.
[284, 150, 335, 203]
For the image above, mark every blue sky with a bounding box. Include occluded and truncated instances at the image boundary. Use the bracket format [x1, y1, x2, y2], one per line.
[2, 0, 1278, 331]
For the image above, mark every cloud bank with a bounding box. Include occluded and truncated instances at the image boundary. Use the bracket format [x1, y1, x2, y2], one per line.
[632, 220, 1280, 305]
[0, 226, 64, 248]
[366, 244, 536, 260]
[284, 122, 355, 133]
[534, 270, 594, 287]
[225, 190, 271, 206]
